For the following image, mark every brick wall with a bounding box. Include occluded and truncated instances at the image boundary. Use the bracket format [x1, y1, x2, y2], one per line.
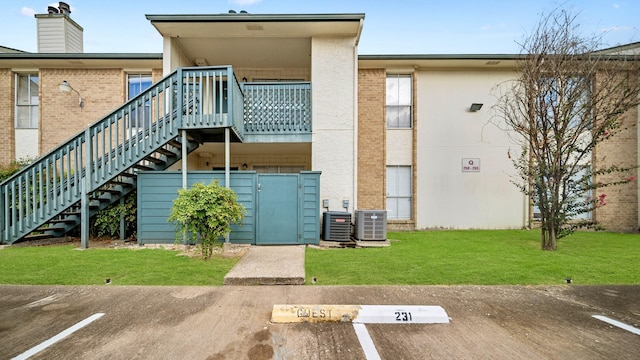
[39, 69, 125, 154]
[357, 69, 386, 209]
[0, 69, 14, 166]
[152, 68, 163, 83]
[593, 105, 638, 232]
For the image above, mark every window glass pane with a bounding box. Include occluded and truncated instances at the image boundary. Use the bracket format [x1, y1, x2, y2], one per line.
[30, 76, 39, 105]
[398, 76, 412, 105]
[17, 76, 30, 104]
[386, 167, 398, 197]
[386, 77, 399, 105]
[387, 75, 412, 128]
[16, 107, 30, 128]
[397, 198, 411, 218]
[386, 198, 398, 218]
[16, 74, 38, 129]
[30, 106, 39, 128]
[398, 166, 412, 196]
[397, 106, 411, 128]
[386, 107, 398, 128]
[127, 74, 152, 127]
[386, 166, 412, 219]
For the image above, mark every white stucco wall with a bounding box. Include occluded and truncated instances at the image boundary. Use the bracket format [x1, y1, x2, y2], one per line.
[15, 129, 39, 160]
[415, 70, 526, 229]
[163, 37, 192, 74]
[311, 37, 357, 212]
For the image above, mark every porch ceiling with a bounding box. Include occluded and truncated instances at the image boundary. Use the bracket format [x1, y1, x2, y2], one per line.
[176, 37, 310, 69]
[146, 13, 364, 69]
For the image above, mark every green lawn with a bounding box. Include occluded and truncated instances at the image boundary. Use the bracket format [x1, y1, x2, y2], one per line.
[0, 230, 638, 286]
[306, 230, 640, 285]
[0, 245, 237, 286]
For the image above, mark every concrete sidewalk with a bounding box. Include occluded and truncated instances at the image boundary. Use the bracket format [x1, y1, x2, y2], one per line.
[223, 245, 306, 285]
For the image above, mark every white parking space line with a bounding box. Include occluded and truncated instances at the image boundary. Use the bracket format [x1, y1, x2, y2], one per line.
[353, 323, 381, 360]
[592, 315, 640, 335]
[11, 313, 105, 360]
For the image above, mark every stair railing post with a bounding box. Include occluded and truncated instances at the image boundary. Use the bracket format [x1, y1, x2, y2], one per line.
[81, 127, 92, 249]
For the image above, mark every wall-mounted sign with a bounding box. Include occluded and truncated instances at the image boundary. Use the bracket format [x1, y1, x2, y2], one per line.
[462, 158, 480, 172]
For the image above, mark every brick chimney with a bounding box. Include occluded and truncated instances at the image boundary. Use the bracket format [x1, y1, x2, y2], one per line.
[35, 2, 83, 53]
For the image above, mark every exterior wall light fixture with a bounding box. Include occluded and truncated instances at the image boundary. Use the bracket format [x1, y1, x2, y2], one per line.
[59, 80, 84, 108]
[469, 103, 483, 112]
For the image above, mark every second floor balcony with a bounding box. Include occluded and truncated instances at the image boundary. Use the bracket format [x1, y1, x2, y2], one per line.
[174, 66, 312, 143]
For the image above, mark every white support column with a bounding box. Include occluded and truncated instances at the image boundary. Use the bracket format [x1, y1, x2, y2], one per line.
[181, 130, 188, 245]
[225, 127, 230, 243]
[225, 127, 230, 189]
[181, 130, 187, 190]
[81, 128, 91, 249]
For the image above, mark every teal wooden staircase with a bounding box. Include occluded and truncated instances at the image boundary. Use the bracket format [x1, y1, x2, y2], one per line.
[1, 66, 245, 245]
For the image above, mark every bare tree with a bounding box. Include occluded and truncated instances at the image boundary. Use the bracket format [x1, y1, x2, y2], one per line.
[494, 9, 640, 250]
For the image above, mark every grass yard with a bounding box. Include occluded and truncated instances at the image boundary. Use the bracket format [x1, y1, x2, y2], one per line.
[306, 230, 640, 285]
[0, 245, 237, 286]
[0, 230, 637, 286]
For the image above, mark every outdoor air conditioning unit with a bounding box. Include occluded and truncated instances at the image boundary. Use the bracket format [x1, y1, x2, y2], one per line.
[354, 210, 387, 241]
[323, 211, 351, 241]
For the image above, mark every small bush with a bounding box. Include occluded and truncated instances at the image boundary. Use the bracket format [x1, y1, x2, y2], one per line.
[93, 191, 137, 239]
[0, 157, 35, 182]
[168, 181, 245, 259]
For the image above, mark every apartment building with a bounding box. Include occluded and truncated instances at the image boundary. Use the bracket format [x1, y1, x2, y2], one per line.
[1, 3, 637, 246]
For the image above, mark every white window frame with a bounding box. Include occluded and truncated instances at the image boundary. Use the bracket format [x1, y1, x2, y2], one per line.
[15, 73, 39, 129]
[387, 165, 412, 219]
[386, 74, 412, 129]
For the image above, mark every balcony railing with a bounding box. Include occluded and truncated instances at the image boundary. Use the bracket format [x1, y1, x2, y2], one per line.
[242, 82, 312, 136]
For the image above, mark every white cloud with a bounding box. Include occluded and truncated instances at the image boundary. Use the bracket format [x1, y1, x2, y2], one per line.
[601, 25, 634, 32]
[21, 7, 36, 16]
[228, 0, 263, 6]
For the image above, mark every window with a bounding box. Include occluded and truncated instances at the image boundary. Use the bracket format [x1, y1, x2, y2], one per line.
[15, 74, 39, 128]
[532, 166, 592, 220]
[127, 74, 152, 128]
[386, 74, 412, 128]
[387, 166, 412, 219]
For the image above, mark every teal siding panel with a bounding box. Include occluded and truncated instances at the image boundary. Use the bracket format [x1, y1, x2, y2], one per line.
[299, 171, 321, 245]
[137, 171, 256, 245]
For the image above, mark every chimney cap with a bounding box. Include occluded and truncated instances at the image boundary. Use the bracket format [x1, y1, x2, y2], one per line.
[58, 2, 71, 15]
[47, 6, 59, 14]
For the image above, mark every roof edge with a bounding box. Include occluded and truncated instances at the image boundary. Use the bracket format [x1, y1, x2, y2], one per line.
[0, 53, 163, 60]
[145, 13, 365, 23]
[359, 54, 522, 60]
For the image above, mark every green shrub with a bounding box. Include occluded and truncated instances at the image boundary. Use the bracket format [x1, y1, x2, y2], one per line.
[0, 157, 35, 182]
[168, 181, 245, 259]
[93, 191, 137, 239]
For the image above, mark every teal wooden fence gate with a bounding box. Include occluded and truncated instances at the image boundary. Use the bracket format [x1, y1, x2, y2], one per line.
[136, 171, 320, 245]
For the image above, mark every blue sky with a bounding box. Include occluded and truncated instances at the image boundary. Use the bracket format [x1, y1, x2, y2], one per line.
[1, 0, 638, 54]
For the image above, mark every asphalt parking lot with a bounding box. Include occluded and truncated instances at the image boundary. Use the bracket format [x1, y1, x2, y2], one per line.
[1, 285, 638, 359]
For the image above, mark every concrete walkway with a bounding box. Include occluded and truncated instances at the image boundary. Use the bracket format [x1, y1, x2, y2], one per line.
[223, 245, 306, 285]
